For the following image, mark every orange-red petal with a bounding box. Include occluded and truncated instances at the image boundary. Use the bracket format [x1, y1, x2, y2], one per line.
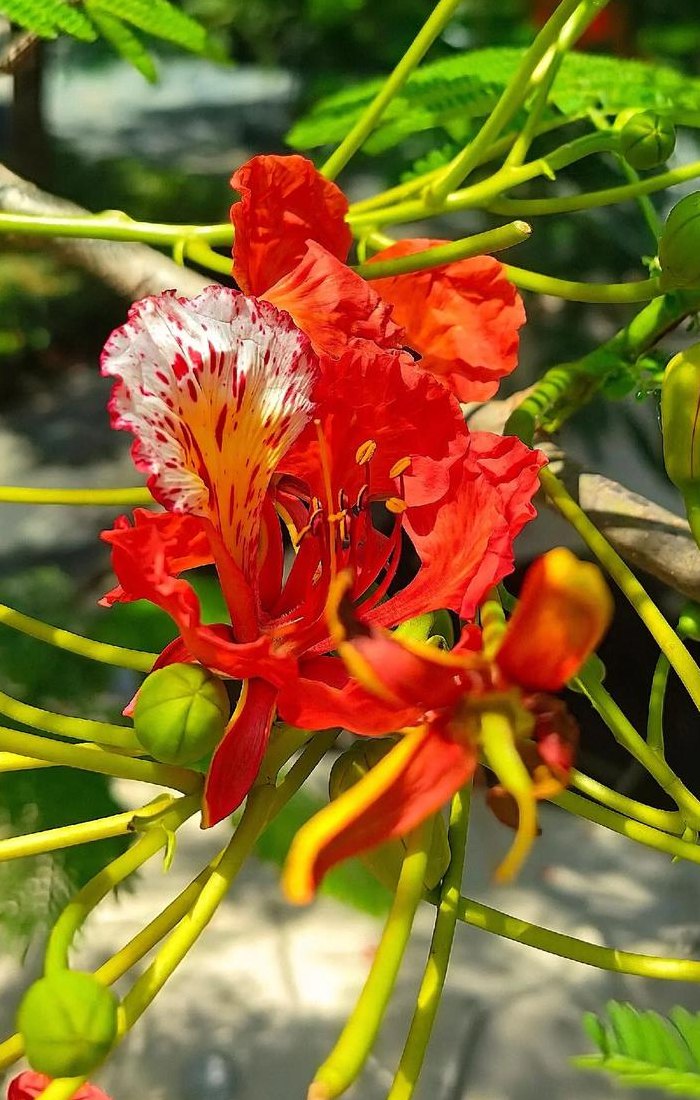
[231, 154, 352, 296]
[368, 239, 525, 401]
[496, 548, 614, 691]
[282, 721, 474, 903]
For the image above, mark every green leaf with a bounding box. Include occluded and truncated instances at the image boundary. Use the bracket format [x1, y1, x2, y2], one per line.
[89, 0, 207, 53]
[287, 47, 700, 155]
[575, 1001, 700, 1096]
[84, 5, 158, 82]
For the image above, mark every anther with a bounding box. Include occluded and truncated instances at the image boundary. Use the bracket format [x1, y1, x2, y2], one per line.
[338, 488, 350, 512]
[356, 439, 377, 466]
[389, 456, 411, 479]
[352, 484, 369, 516]
[385, 497, 408, 514]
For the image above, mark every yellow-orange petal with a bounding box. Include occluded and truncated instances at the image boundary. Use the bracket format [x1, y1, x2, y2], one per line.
[496, 547, 613, 691]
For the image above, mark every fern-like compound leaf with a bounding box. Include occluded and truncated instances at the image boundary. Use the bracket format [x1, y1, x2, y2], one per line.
[576, 1001, 700, 1096]
[84, 4, 157, 82]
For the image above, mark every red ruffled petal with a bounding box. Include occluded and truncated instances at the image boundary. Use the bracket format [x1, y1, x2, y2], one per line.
[372, 431, 546, 627]
[202, 678, 278, 827]
[496, 548, 613, 691]
[100, 508, 212, 605]
[264, 241, 402, 357]
[283, 722, 474, 903]
[230, 154, 352, 296]
[368, 239, 525, 401]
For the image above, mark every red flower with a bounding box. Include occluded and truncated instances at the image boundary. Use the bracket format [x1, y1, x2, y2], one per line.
[8, 1072, 111, 1100]
[100, 284, 544, 828]
[230, 154, 524, 400]
[282, 548, 613, 904]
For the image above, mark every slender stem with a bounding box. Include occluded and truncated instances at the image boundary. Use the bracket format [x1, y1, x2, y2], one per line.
[0, 485, 152, 505]
[183, 239, 232, 276]
[0, 750, 55, 772]
[0, 213, 232, 246]
[554, 789, 700, 863]
[354, 221, 531, 279]
[648, 652, 671, 755]
[573, 664, 700, 828]
[348, 131, 617, 230]
[320, 0, 465, 181]
[0, 687, 139, 750]
[0, 601, 155, 671]
[387, 786, 471, 1100]
[0, 726, 201, 792]
[37, 1075, 86, 1100]
[308, 822, 431, 1100]
[488, 158, 700, 216]
[117, 730, 337, 1030]
[426, 0, 609, 201]
[504, 267, 660, 303]
[480, 588, 506, 659]
[43, 794, 200, 975]
[570, 769, 681, 834]
[454, 895, 700, 981]
[0, 808, 137, 864]
[541, 467, 700, 719]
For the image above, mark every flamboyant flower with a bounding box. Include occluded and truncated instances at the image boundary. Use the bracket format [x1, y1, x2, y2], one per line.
[100, 284, 544, 828]
[8, 1072, 111, 1100]
[230, 154, 525, 400]
[282, 548, 613, 904]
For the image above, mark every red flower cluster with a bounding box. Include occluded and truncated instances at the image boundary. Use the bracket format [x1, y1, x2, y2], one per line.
[98, 152, 609, 894]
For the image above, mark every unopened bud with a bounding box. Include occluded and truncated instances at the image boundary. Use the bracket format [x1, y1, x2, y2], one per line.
[661, 343, 700, 547]
[659, 193, 700, 290]
[18, 971, 118, 1078]
[393, 608, 455, 650]
[133, 663, 230, 766]
[619, 111, 675, 171]
[329, 739, 450, 891]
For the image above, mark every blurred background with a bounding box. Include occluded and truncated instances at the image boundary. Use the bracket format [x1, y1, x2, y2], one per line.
[1, 2, 700, 1097]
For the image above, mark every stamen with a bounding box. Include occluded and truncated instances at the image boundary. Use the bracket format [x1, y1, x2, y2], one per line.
[314, 419, 338, 580]
[389, 456, 411, 479]
[355, 439, 377, 466]
[352, 484, 369, 516]
[385, 497, 407, 515]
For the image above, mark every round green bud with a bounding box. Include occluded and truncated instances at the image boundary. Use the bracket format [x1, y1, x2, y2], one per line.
[133, 663, 230, 765]
[659, 192, 700, 290]
[619, 111, 675, 171]
[17, 971, 118, 1078]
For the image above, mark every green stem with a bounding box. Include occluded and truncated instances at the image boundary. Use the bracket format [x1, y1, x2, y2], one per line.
[426, 0, 610, 201]
[454, 895, 700, 981]
[504, 289, 700, 442]
[0, 687, 139, 751]
[387, 786, 471, 1100]
[480, 587, 506, 659]
[541, 467, 700, 723]
[0, 725, 200, 792]
[488, 158, 700, 216]
[504, 267, 660, 303]
[309, 822, 431, 1099]
[0, 601, 155, 671]
[0, 485, 152, 505]
[648, 653, 671, 756]
[574, 662, 700, 828]
[0, 808, 138, 864]
[570, 769, 681, 833]
[354, 221, 531, 279]
[0, 213, 231, 246]
[117, 729, 337, 1030]
[43, 794, 200, 975]
[183, 239, 231, 276]
[320, 0, 465, 181]
[554, 789, 700, 863]
[348, 131, 617, 230]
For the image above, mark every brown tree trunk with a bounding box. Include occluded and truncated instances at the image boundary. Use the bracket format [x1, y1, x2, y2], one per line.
[8, 39, 51, 183]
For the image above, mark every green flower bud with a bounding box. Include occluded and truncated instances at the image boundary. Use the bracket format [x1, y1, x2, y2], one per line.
[133, 663, 230, 766]
[678, 601, 700, 642]
[661, 342, 700, 548]
[619, 111, 676, 171]
[393, 608, 455, 650]
[659, 193, 700, 291]
[329, 739, 450, 891]
[17, 971, 118, 1078]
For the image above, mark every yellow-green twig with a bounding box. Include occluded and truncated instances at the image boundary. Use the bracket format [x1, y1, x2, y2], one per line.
[0, 602, 155, 671]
